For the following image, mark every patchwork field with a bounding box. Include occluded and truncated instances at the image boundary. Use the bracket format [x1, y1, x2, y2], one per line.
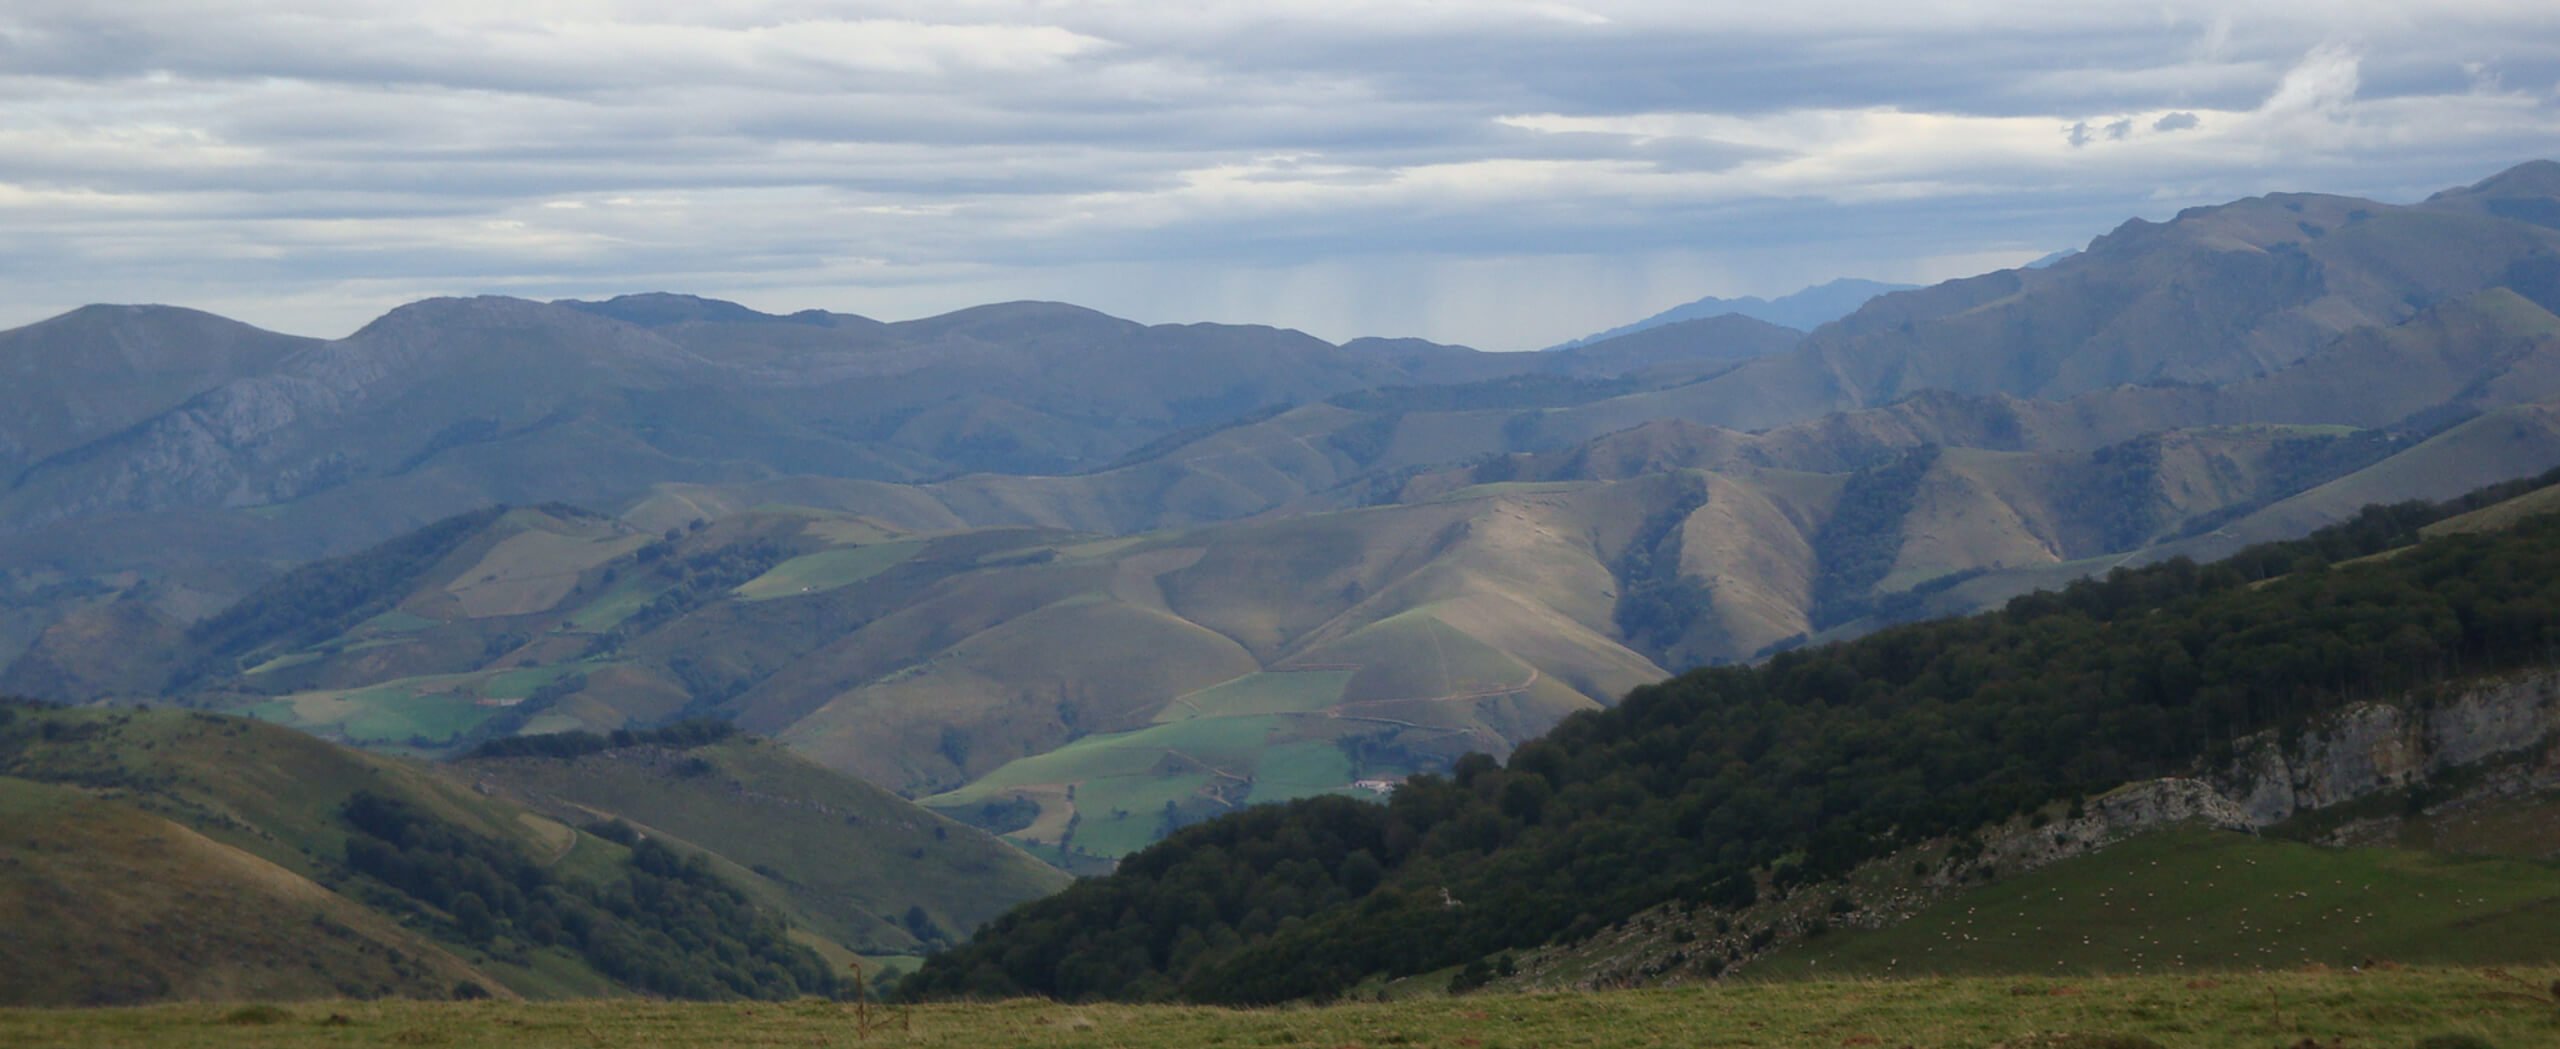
[245, 685, 498, 750]
[239, 661, 626, 753]
[6, 968, 2557, 1048]
[922, 713, 1295, 859]
[922, 659, 1439, 859]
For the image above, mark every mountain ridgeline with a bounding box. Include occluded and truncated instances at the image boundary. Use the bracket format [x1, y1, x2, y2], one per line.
[898, 471, 2560, 1003]
[8, 161, 2558, 701]
[10, 163, 2560, 871]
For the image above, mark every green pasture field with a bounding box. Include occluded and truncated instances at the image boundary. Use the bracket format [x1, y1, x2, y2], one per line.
[1244, 741, 1357, 805]
[1065, 773, 1217, 857]
[731, 541, 924, 602]
[1760, 828, 2560, 980]
[562, 573, 668, 632]
[929, 715, 1372, 858]
[1154, 670, 1352, 723]
[933, 715, 1288, 802]
[6, 968, 2554, 1048]
[245, 686, 497, 748]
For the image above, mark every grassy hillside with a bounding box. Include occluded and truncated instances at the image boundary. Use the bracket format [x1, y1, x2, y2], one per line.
[455, 734, 1069, 954]
[1756, 827, 2560, 980]
[0, 703, 848, 1004]
[0, 703, 618, 1001]
[6, 967, 2557, 1049]
[0, 777, 496, 1006]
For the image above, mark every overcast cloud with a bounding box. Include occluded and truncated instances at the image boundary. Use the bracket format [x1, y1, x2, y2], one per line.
[2, 2, 2556, 348]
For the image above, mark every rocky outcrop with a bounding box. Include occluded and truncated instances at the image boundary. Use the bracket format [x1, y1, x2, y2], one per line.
[1500, 669, 2560, 992]
[1958, 670, 2560, 889]
[2212, 671, 2560, 826]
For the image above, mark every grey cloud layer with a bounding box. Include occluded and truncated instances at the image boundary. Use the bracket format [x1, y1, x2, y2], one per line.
[2, 1, 2556, 347]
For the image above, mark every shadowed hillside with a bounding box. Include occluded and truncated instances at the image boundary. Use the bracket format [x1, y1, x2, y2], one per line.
[0, 702, 1060, 1004]
[455, 731, 1069, 955]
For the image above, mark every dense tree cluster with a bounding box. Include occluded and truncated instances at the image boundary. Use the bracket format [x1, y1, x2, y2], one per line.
[1808, 446, 1941, 629]
[456, 672, 594, 745]
[2074, 435, 2170, 553]
[902, 477, 2560, 1005]
[459, 717, 737, 760]
[1611, 475, 1713, 663]
[583, 539, 790, 657]
[169, 507, 508, 688]
[338, 791, 833, 1000]
[2168, 429, 2409, 542]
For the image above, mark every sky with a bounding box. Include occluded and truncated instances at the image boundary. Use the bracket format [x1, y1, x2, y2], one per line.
[2, 2, 2557, 350]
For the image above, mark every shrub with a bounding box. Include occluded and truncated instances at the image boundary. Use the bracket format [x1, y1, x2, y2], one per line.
[222, 1004, 293, 1025]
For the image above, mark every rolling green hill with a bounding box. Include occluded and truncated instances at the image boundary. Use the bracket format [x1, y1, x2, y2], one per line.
[0, 702, 640, 1002]
[0, 702, 1054, 1005]
[453, 732, 1069, 956]
[0, 775, 496, 1006]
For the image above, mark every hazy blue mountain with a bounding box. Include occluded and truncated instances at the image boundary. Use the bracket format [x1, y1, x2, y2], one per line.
[1547, 277, 1918, 350]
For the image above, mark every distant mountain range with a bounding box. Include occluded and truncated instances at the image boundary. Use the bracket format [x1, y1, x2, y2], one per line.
[7, 159, 2560, 871]
[1544, 277, 1918, 349]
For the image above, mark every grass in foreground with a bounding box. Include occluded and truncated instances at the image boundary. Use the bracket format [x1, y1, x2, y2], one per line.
[5, 968, 2555, 1049]
[1758, 828, 2560, 980]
